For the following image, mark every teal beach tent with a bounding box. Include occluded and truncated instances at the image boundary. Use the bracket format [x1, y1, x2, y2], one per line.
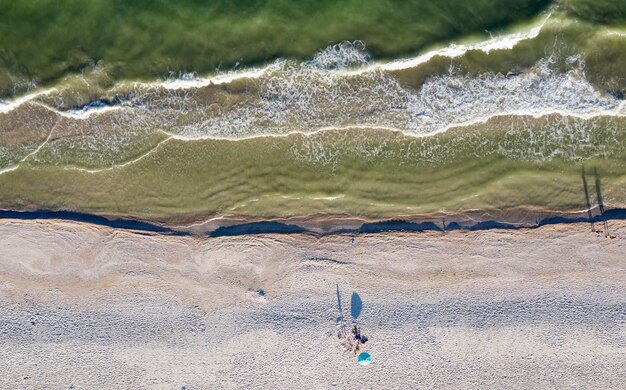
[357, 352, 371, 365]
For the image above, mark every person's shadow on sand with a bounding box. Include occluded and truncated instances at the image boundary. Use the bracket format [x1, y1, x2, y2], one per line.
[350, 292, 362, 320]
[336, 285, 363, 322]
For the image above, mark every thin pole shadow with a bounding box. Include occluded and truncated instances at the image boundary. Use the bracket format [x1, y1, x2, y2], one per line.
[594, 167, 609, 237]
[581, 166, 595, 232]
[336, 283, 343, 324]
[335, 284, 353, 351]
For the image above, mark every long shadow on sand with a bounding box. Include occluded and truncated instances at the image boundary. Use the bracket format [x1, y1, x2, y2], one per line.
[2, 208, 625, 237]
[351, 292, 362, 320]
[0, 209, 188, 235]
[355, 221, 442, 234]
[210, 221, 307, 237]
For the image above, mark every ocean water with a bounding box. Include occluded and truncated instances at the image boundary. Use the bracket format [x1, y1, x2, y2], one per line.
[0, 0, 553, 97]
[0, 2, 624, 221]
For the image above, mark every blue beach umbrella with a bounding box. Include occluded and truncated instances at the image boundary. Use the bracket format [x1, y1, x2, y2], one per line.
[357, 352, 371, 365]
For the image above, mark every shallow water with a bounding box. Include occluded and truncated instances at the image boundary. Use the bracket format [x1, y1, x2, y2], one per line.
[1, 118, 623, 220]
[0, 2, 624, 221]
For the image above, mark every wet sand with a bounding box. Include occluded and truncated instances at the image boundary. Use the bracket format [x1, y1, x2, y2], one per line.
[0, 219, 624, 389]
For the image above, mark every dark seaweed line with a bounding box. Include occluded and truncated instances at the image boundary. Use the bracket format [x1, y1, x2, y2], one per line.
[1, 208, 625, 238]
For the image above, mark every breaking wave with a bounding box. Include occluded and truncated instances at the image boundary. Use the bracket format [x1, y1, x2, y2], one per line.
[1, 19, 625, 170]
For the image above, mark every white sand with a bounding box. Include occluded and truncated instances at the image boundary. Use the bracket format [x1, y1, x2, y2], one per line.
[0, 219, 624, 389]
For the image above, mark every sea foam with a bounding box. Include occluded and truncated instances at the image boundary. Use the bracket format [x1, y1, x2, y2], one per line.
[2, 20, 625, 170]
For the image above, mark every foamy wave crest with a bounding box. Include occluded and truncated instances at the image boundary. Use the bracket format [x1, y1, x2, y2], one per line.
[141, 53, 623, 140]
[2, 42, 625, 169]
[290, 115, 625, 169]
[306, 41, 370, 70]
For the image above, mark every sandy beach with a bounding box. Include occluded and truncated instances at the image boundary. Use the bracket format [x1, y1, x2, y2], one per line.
[0, 219, 624, 389]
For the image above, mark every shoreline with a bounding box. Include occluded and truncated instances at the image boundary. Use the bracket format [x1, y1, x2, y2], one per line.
[1, 206, 623, 237]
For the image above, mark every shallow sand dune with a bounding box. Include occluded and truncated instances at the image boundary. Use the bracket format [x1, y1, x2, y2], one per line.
[0, 219, 624, 389]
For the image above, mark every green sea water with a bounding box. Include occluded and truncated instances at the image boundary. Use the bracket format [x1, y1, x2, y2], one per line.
[0, 0, 552, 97]
[1, 116, 624, 220]
[0, 1, 625, 223]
